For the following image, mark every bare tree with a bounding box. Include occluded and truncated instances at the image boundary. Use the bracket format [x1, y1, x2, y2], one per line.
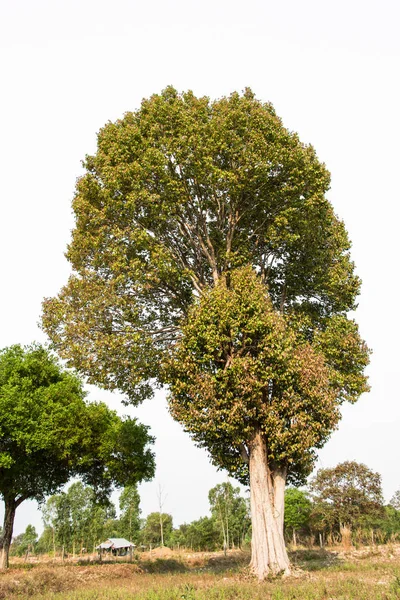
[157, 484, 168, 547]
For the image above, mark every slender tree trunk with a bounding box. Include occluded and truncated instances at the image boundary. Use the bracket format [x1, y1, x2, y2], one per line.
[225, 488, 230, 551]
[0, 496, 17, 569]
[159, 512, 164, 547]
[249, 430, 290, 579]
[215, 498, 227, 555]
[218, 499, 228, 555]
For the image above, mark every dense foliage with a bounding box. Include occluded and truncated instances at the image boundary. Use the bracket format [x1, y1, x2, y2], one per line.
[310, 461, 384, 532]
[167, 268, 368, 485]
[0, 344, 155, 568]
[284, 489, 312, 540]
[10, 525, 38, 557]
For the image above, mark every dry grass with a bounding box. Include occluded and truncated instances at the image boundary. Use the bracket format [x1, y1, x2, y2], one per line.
[1, 545, 400, 599]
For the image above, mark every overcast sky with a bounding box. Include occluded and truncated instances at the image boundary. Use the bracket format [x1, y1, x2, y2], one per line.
[1, 0, 399, 536]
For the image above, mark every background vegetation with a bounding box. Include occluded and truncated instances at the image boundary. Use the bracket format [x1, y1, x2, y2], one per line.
[9, 461, 400, 559]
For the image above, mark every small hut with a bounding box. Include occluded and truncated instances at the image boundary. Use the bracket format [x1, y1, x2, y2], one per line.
[97, 538, 135, 557]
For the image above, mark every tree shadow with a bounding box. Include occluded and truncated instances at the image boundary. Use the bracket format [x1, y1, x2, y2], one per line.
[289, 548, 341, 571]
[202, 552, 250, 573]
[139, 552, 249, 574]
[139, 558, 188, 573]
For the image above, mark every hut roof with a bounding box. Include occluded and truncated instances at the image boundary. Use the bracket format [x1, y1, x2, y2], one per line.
[97, 537, 135, 550]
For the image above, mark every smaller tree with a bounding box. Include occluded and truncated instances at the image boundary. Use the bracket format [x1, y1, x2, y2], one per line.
[0, 344, 155, 568]
[119, 485, 141, 542]
[67, 482, 93, 556]
[310, 461, 384, 545]
[208, 482, 250, 551]
[141, 512, 173, 547]
[284, 488, 311, 545]
[380, 504, 400, 540]
[156, 484, 167, 547]
[10, 525, 38, 557]
[52, 493, 71, 558]
[41, 496, 58, 556]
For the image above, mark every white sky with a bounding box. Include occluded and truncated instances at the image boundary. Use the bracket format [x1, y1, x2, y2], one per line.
[1, 0, 399, 536]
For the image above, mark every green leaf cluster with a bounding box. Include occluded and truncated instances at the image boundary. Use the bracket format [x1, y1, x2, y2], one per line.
[284, 488, 312, 535]
[166, 268, 368, 484]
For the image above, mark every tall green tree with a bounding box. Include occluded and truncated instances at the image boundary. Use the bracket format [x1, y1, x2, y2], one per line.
[41, 496, 58, 555]
[119, 485, 141, 542]
[208, 482, 250, 551]
[51, 493, 71, 556]
[141, 512, 173, 547]
[41, 88, 369, 578]
[10, 525, 38, 557]
[284, 488, 311, 544]
[0, 344, 155, 568]
[67, 482, 93, 556]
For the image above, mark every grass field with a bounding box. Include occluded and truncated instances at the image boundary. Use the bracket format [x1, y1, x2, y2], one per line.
[2, 546, 400, 599]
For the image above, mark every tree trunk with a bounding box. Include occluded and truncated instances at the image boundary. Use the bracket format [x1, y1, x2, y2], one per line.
[159, 512, 164, 547]
[0, 496, 17, 569]
[217, 499, 227, 555]
[249, 430, 290, 579]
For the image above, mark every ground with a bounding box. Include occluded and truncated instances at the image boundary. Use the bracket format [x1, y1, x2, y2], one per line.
[1, 545, 400, 599]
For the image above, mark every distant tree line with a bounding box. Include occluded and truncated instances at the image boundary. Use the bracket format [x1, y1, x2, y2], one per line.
[9, 461, 400, 558]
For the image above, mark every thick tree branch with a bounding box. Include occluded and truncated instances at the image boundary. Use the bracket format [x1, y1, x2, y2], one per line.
[240, 443, 249, 464]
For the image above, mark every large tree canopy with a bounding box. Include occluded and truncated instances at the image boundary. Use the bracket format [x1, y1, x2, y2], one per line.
[0, 344, 155, 568]
[42, 88, 369, 578]
[42, 87, 362, 403]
